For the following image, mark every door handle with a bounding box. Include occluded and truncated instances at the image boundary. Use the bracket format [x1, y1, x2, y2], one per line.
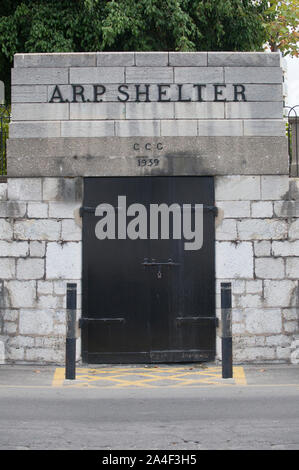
[142, 258, 180, 267]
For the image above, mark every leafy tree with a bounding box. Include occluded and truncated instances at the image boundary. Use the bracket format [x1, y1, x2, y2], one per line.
[263, 0, 299, 57]
[0, 0, 270, 102]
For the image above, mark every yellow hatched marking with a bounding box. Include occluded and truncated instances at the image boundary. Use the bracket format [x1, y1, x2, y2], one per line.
[233, 366, 247, 385]
[51, 367, 65, 387]
[52, 366, 247, 388]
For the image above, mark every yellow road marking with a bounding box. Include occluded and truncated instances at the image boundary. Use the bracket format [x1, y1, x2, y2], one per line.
[51, 366, 247, 388]
[51, 367, 65, 387]
[234, 366, 247, 385]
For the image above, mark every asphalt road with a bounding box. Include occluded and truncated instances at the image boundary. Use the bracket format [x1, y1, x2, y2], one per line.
[0, 364, 299, 450]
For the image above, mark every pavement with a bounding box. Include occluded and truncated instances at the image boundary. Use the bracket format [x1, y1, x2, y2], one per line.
[0, 363, 299, 450]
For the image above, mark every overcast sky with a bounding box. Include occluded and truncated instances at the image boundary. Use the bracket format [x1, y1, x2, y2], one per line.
[285, 55, 299, 111]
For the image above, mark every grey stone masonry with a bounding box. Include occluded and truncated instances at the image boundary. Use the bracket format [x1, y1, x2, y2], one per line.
[215, 176, 299, 363]
[8, 51, 287, 176]
[0, 177, 82, 363]
[0, 175, 298, 364]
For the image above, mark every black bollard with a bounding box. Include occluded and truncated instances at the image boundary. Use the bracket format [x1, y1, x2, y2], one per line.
[221, 282, 233, 379]
[65, 283, 77, 380]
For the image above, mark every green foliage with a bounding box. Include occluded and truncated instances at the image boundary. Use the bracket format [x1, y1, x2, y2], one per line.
[0, 0, 269, 102]
[263, 0, 299, 57]
[0, 105, 10, 175]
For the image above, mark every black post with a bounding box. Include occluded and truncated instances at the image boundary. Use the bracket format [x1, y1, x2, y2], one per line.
[65, 283, 77, 380]
[221, 282, 233, 379]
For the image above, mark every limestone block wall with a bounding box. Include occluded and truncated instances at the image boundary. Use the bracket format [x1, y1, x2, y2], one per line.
[0, 177, 82, 362]
[215, 175, 299, 362]
[7, 51, 287, 177]
[0, 174, 298, 363]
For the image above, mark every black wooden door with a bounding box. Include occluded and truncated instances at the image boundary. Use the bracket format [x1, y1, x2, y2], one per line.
[81, 177, 215, 363]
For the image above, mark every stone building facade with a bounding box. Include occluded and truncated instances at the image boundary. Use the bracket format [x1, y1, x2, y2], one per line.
[0, 51, 298, 363]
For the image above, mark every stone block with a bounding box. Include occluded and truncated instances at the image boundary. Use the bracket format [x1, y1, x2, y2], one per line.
[215, 219, 237, 240]
[46, 242, 81, 279]
[17, 258, 44, 280]
[197, 120, 242, 136]
[246, 280, 263, 294]
[276, 346, 291, 360]
[61, 120, 115, 138]
[233, 280, 246, 294]
[115, 120, 160, 137]
[43, 177, 83, 202]
[0, 184, 7, 201]
[14, 52, 96, 67]
[70, 67, 125, 83]
[135, 52, 168, 66]
[282, 308, 298, 321]
[261, 175, 289, 200]
[264, 280, 297, 307]
[265, 335, 291, 347]
[0, 219, 13, 240]
[238, 219, 287, 240]
[217, 201, 250, 218]
[12, 67, 69, 85]
[208, 52, 280, 67]
[37, 295, 63, 310]
[234, 347, 276, 361]
[226, 102, 282, 119]
[241, 84, 282, 102]
[27, 202, 48, 218]
[169, 52, 207, 66]
[174, 67, 223, 83]
[48, 201, 79, 219]
[161, 120, 197, 137]
[216, 241, 254, 278]
[215, 176, 261, 201]
[8, 347, 25, 361]
[274, 201, 299, 218]
[245, 308, 282, 334]
[3, 310, 18, 322]
[237, 294, 263, 308]
[70, 102, 125, 120]
[289, 220, 299, 239]
[244, 120, 285, 136]
[37, 281, 53, 295]
[97, 52, 134, 66]
[254, 240, 272, 257]
[8, 178, 42, 201]
[25, 348, 64, 362]
[9, 335, 34, 348]
[175, 102, 224, 119]
[289, 178, 299, 200]
[126, 102, 174, 120]
[4, 323, 17, 335]
[0, 241, 29, 257]
[14, 219, 61, 241]
[19, 309, 53, 335]
[7, 280, 36, 308]
[225, 67, 282, 83]
[7, 136, 288, 177]
[11, 85, 48, 103]
[30, 241, 46, 257]
[126, 67, 173, 83]
[0, 202, 26, 218]
[251, 201, 273, 218]
[255, 257, 285, 279]
[0, 259, 15, 279]
[284, 321, 298, 333]
[10, 122, 61, 138]
[286, 258, 299, 279]
[61, 219, 82, 241]
[272, 240, 299, 256]
[12, 103, 69, 121]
